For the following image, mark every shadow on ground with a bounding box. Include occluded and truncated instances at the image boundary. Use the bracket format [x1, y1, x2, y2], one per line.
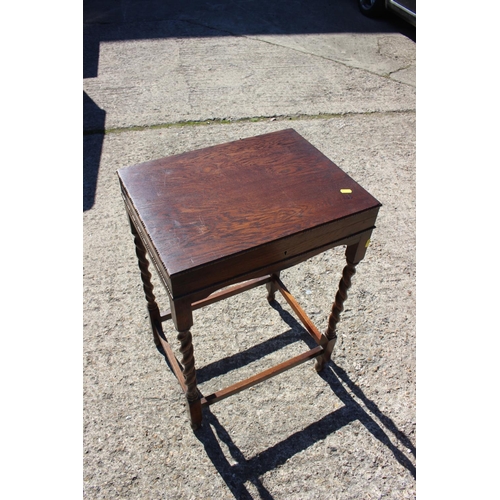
[84, 0, 415, 81]
[83, 92, 105, 211]
[157, 300, 415, 499]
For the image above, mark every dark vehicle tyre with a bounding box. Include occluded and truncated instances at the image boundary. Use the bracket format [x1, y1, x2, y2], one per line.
[358, 0, 384, 17]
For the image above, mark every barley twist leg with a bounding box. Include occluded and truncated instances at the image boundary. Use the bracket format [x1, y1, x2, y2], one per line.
[315, 259, 357, 372]
[177, 328, 202, 429]
[128, 214, 162, 349]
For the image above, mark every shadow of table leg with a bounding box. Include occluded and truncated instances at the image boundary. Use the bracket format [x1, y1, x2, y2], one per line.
[318, 363, 416, 477]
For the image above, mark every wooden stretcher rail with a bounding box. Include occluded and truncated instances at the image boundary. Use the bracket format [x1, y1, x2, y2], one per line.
[155, 274, 327, 409]
[153, 321, 187, 393]
[274, 276, 325, 346]
[160, 275, 272, 321]
[200, 345, 324, 407]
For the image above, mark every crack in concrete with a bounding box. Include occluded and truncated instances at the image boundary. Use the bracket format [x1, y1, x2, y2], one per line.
[177, 17, 415, 88]
[387, 63, 414, 76]
[247, 35, 415, 87]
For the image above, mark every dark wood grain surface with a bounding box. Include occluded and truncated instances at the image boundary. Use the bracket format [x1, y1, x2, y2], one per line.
[118, 129, 381, 298]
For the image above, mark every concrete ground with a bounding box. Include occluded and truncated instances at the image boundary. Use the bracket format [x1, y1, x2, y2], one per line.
[83, 1, 416, 498]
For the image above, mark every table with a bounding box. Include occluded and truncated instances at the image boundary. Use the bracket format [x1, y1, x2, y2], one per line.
[117, 129, 381, 430]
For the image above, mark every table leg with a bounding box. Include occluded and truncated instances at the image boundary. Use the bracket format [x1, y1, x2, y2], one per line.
[127, 215, 162, 350]
[266, 272, 281, 302]
[171, 300, 202, 430]
[315, 236, 371, 372]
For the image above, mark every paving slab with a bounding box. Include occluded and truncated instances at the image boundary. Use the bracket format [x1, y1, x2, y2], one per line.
[84, 32, 414, 131]
[83, 0, 415, 131]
